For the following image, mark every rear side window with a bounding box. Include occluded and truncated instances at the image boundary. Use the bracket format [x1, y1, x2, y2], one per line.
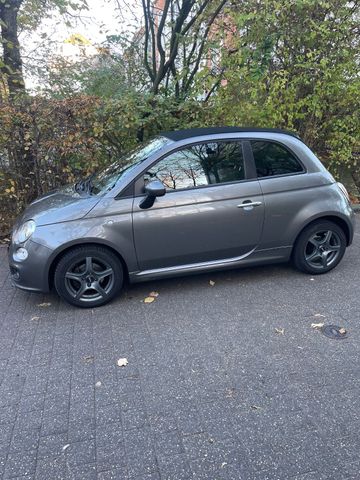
[144, 141, 245, 190]
[251, 141, 303, 178]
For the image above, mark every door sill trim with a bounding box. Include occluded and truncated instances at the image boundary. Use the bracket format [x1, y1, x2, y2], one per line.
[134, 248, 257, 278]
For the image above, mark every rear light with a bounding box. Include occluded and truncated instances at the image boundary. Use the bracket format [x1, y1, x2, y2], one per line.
[337, 182, 350, 203]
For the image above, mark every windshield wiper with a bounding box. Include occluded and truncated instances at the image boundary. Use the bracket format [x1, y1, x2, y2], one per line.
[74, 174, 94, 195]
[82, 175, 94, 193]
[74, 181, 83, 194]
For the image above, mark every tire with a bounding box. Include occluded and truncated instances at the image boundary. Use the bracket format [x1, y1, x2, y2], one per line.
[54, 246, 124, 308]
[293, 220, 347, 275]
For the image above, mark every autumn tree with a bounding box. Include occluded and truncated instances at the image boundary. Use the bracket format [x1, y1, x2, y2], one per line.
[137, 0, 229, 98]
[215, 0, 360, 193]
[0, 0, 25, 96]
[0, 0, 87, 99]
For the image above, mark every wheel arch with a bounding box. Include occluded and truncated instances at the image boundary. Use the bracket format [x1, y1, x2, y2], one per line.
[48, 240, 129, 290]
[292, 214, 351, 255]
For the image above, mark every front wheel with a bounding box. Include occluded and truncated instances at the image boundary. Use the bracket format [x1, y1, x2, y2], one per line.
[293, 221, 347, 275]
[54, 246, 124, 307]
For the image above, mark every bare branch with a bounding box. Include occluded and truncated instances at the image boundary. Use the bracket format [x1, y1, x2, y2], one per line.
[156, 0, 171, 65]
[141, 0, 155, 81]
[184, 0, 228, 93]
[181, 0, 212, 36]
[146, 0, 157, 76]
[203, 71, 224, 102]
[138, 0, 228, 96]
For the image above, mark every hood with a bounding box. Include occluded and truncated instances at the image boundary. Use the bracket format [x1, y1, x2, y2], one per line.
[15, 185, 100, 228]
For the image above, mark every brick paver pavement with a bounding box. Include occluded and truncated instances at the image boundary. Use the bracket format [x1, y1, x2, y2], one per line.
[0, 218, 360, 479]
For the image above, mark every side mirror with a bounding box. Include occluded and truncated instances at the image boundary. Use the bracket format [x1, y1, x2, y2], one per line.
[145, 179, 166, 197]
[139, 180, 166, 209]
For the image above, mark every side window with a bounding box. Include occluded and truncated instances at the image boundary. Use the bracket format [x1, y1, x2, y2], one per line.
[144, 141, 245, 190]
[251, 141, 303, 178]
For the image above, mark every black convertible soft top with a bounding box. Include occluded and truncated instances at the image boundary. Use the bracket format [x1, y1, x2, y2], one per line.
[161, 127, 300, 141]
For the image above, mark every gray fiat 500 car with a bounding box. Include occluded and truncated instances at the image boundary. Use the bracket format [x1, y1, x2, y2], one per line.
[9, 127, 355, 307]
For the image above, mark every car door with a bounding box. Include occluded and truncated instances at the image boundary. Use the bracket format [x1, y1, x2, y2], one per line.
[132, 139, 265, 271]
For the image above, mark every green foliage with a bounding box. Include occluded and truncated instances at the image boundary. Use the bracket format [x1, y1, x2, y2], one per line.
[0, 93, 208, 233]
[1, 0, 360, 235]
[214, 0, 360, 183]
[39, 36, 149, 99]
[18, 0, 88, 31]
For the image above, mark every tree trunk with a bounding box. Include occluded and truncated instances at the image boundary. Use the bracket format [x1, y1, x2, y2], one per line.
[0, 0, 25, 97]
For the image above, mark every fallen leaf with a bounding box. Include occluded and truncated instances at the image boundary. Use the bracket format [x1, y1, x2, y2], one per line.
[117, 358, 128, 367]
[82, 355, 94, 364]
[38, 302, 51, 307]
[31, 316, 40, 321]
[148, 291, 159, 297]
[275, 328, 285, 335]
[311, 322, 324, 329]
[62, 444, 70, 451]
[225, 387, 236, 398]
[95, 381, 102, 388]
[209, 280, 215, 287]
[144, 297, 155, 303]
[338, 327, 347, 335]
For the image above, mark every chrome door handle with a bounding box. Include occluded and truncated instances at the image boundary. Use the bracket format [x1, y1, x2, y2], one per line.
[237, 201, 262, 208]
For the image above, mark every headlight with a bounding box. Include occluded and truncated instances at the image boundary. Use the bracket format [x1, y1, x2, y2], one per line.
[13, 220, 36, 244]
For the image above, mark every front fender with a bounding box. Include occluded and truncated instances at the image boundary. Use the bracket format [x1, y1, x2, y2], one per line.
[31, 197, 138, 285]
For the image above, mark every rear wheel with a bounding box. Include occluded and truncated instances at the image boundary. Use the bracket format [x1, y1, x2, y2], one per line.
[54, 246, 124, 307]
[293, 221, 346, 274]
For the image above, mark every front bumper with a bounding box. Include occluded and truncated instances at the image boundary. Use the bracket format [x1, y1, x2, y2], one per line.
[8, 240, 53, 292]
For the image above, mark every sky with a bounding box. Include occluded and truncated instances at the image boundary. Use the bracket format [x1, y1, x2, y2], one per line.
[60, 0, 142, 44]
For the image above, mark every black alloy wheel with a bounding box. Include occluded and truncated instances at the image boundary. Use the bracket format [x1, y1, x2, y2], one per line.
[54, 246, 123, 307]
[293, 221, 347, 274]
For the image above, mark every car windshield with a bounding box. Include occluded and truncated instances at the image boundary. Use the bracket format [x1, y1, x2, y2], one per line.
[89, 136, 171, 195]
